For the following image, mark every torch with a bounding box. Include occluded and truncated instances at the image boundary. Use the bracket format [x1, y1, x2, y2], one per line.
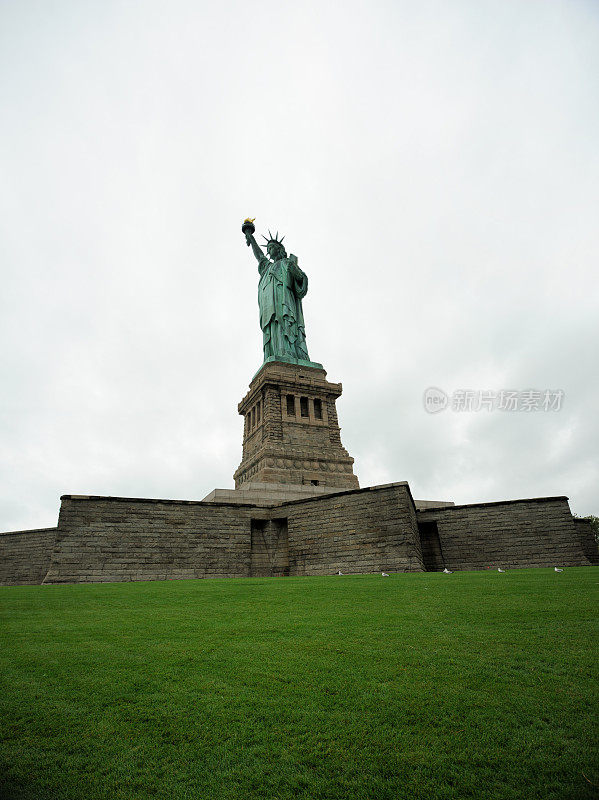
[242, 217, 256, 245]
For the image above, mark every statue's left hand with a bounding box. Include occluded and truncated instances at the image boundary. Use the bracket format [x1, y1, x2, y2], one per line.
[288, 254, 300, 275]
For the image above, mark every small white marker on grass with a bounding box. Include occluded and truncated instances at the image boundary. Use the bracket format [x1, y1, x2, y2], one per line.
[381, 572, 389, 577]
[443, 568, 453, 574]
[554, 567, 564, 572]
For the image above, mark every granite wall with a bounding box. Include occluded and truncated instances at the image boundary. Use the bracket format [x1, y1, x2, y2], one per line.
[573, 517, 599, 565]
[42, 496, 254, 584]
[0, 489, 593, 586]
[0, 528, 56, 585]
[36, 484, 424, 583]
[417, 496, 591, 571]
[284, 482, 424, 575]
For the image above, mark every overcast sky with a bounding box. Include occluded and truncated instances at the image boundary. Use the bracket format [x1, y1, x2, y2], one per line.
[1, 0, 598, 531]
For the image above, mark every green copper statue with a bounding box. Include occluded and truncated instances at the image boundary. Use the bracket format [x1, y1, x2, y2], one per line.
[242, 219, 321, 369]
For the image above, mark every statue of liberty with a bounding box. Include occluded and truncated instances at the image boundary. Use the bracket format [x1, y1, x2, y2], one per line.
[242, 219, 317, 366]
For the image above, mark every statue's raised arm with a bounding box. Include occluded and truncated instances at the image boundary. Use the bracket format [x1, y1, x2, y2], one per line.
[242, 219, 266, 264]
[241, 218, 314, 366]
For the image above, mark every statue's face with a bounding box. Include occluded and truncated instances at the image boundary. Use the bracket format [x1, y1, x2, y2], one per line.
[268, 242, 285, 260]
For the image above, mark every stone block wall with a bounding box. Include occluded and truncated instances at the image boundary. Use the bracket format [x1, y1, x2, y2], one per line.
[40, 484, 424, 583]
[574, 518, 599, 565]
[1, 489, 593, 586]
[251, 518, 289, 577]
[417, 497, 591, 570]
[0, 528, 57, 585]
[43, 496, 254, 584]
[284, 482, 425, 575]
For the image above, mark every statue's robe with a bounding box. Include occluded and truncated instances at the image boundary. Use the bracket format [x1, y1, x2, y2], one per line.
[257, 254, 310, 361]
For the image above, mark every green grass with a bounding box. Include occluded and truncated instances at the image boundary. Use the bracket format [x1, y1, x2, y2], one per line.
[1, 569, 598, 800]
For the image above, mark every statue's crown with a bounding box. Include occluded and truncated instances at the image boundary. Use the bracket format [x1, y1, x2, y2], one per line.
[262, 230, 285, 249]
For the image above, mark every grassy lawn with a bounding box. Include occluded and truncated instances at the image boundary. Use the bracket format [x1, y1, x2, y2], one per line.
[1, 568, 597, 800]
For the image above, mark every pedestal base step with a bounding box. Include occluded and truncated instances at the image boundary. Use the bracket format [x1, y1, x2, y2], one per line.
[202, 482, 342, 507]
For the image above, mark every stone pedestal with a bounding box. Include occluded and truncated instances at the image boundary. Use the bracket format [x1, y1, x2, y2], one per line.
[233, 361, 359, 491]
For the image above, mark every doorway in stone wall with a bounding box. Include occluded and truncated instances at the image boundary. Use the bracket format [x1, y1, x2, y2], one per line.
[418, 521, 445, 571]
[250, 518, 290, 577]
